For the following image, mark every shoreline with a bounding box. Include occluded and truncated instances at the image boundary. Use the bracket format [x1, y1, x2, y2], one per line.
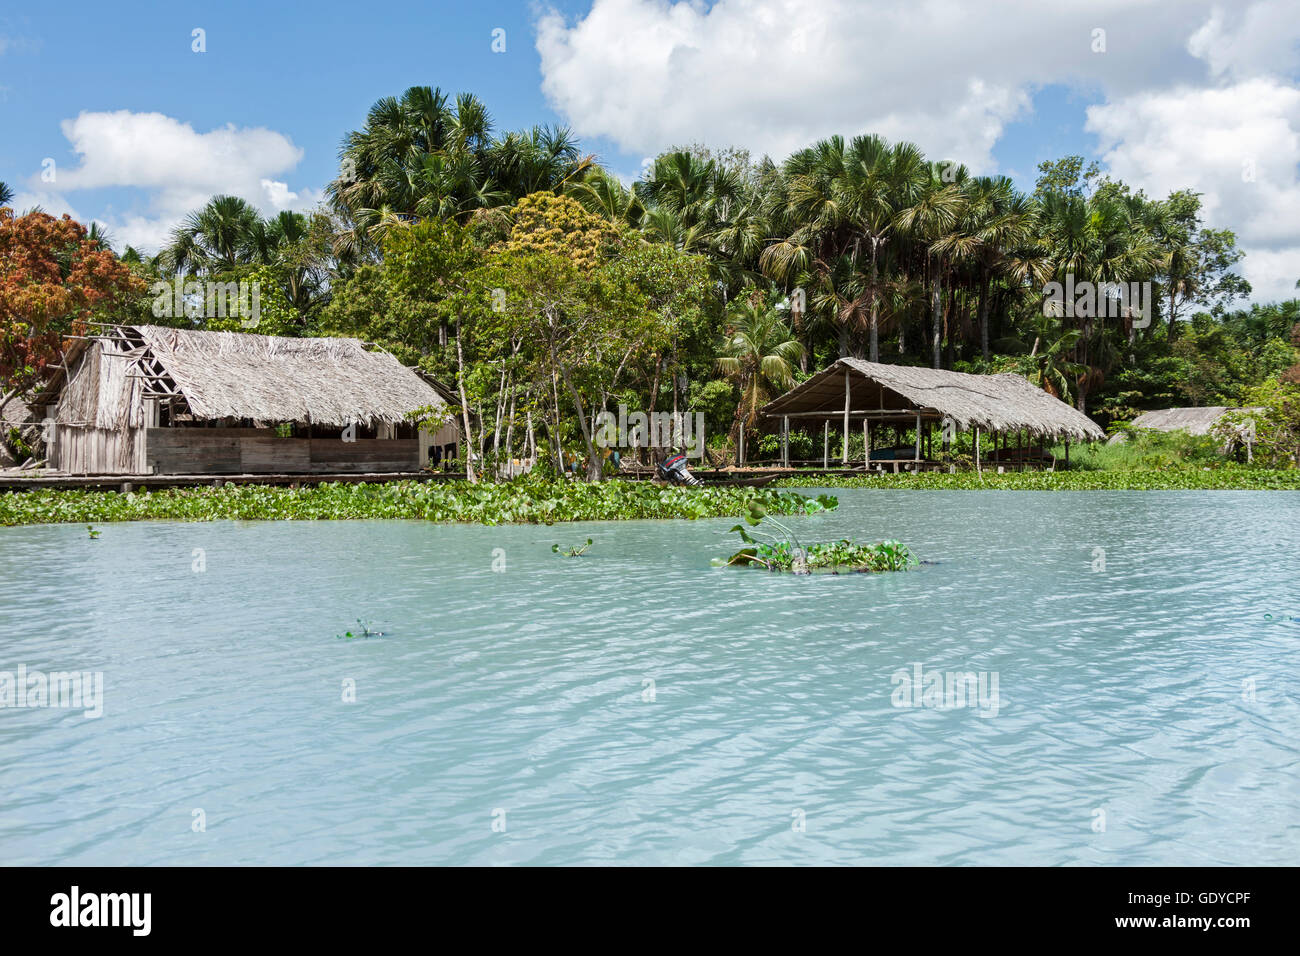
[1, 469, 1298, 527]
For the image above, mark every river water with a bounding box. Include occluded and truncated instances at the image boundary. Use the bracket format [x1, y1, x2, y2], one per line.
[1, 489, 1297, 865]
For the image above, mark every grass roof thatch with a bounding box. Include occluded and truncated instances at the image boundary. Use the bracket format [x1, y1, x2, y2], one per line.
[1130, 406, 1262, 436]
[762, 358, 1106, 441]
[48, 326, 447, 429]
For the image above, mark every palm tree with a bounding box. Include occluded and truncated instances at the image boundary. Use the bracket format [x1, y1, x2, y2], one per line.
[717, 297, 805, 461]
[86, 221, 115, 252]
[567, 169, 642, 224]
[897, 162, 968, 368]
[330, 87, 498, 255]
[330, 87, 596, 258]
[1036, 189, 1161, 410]
[0, 181, 13, 207]
[956, 177, 1039, 360]
[1012, 315, 1087, 402]
[164, 195, 261, 273]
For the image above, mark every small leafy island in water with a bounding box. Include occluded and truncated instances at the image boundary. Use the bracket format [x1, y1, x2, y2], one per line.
[713, 498, 917, 574]
[338, 619, 386, 640]
[552, 538, 593, 557]
[86, 525, 101, 539]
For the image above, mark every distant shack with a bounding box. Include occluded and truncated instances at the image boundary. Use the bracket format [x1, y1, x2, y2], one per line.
[1129, 406, 1261, 437]
[34, 325, 458, 476]
[1129, 406, 1263, 458]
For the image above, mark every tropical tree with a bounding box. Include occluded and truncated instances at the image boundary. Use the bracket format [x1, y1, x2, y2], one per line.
[0, 208, 142, 436]
[163, 195, 263, 273]
[716, 296, 804, 461]
[329, 86, 594, 259]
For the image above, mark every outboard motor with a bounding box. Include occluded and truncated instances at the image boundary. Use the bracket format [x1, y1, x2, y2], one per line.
[656, 451, 703, 486]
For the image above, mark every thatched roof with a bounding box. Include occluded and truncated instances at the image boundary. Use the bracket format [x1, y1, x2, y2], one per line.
[762, 358, 1105, 441]
[1130, 406, 1263, 436]
[47, 326, 447, 428]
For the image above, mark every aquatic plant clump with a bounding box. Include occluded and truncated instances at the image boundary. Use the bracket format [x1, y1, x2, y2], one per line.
[0, 479, 837, 527]
[552, 538, 593, 556]
[725, 538, 918, 574]
[713, 497, 915, 574]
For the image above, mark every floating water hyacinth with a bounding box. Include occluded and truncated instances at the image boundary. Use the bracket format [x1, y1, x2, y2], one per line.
[713, 496, 915, 574]
[551, 538, 593, 557]
[337, 619, 385, 640]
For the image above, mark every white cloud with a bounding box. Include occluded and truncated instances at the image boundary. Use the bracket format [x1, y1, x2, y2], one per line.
[1186, 1, 1300, 81]
[1088, 81, 1300, 303]
[23, 110, 318, 253]
[535, 0, 1214, 169]
[536, 0, 1300, 302]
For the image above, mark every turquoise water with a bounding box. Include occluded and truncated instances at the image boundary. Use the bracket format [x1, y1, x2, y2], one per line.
[1, 489, 1297, 865]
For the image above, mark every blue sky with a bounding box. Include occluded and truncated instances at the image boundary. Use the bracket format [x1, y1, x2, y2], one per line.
[3, 1, 1299, 301]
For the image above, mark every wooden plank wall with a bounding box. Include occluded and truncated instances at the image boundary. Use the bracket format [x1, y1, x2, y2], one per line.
[145, 428, 419, 474]
[53, 426, 147, 475]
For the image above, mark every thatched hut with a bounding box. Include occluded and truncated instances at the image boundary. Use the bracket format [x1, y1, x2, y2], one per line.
[761, 358, 1104, 469]
[1129, 406, 1260, 437]
[33, 325, 458, 476]
[1128, 406, 1263, 458]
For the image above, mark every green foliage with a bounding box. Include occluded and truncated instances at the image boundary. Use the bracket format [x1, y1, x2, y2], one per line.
[1059, 429, 1226, 471]
[713, 494, 911, 573]
[1220, 376, 1300, 468]
[503, 192, 625, 270]
[0, 480, 837, 527]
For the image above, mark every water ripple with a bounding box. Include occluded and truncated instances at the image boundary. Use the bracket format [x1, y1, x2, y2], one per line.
[0, 490, 1297, 864]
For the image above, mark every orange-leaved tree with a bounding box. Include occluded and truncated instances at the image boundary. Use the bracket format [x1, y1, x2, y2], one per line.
[0, 208, 143, 425]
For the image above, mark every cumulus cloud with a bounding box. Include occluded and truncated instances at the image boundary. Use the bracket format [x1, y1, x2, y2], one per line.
[1088, 1, 1300, 303]
[22, 110, 319, 253]
[536, 0, 1300, 302]
[536, 0, 1213, 168]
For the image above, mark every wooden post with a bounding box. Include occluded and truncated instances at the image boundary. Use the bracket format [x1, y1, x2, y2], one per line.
[975, 427, 982, 475]
[864, 419, 870, 469]
[782, 415, 789, 468]
[823, 420, 829, 469]
[841, 369, 850, 465]
[1064, 438, 1070, 470]
[1018, 429, 1024, 471]
[914, 414, 922, 465]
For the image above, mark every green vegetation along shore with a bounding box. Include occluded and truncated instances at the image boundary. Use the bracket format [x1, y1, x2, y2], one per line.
[3, 468, 1297, 530]
[0, 480, 833, 527]
[775, 469, 1300, 491]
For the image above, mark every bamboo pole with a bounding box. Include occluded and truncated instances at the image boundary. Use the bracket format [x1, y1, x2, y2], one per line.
[841, 369, 850, 464]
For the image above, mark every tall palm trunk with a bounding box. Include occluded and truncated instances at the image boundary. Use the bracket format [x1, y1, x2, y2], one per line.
[930, 263, 942, 369]
[978, 272, 991, 361]
[869, 249, 880, 362]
